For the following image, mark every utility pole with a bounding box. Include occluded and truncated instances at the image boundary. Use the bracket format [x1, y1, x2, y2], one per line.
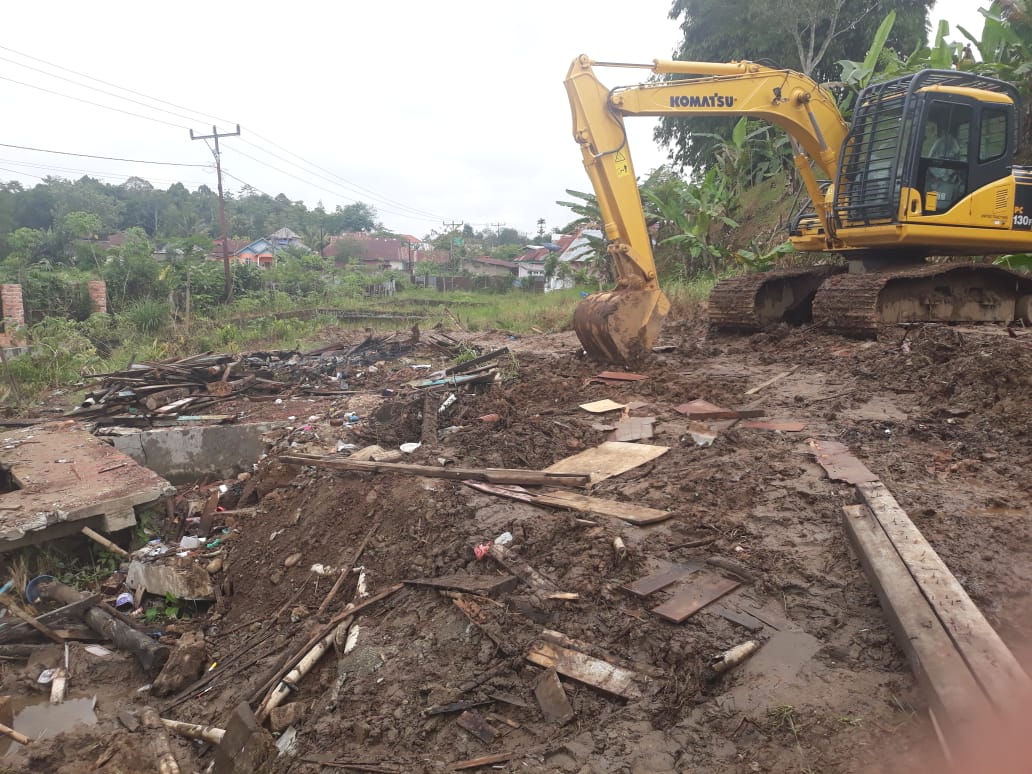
[191, 124, 241, 302]
[488, 222, 505, 248]
[442, 220, 463, 272]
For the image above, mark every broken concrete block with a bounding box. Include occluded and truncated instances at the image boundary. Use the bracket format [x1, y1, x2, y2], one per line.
[127, 557, 215, 601]
[152, 630, 207, 697]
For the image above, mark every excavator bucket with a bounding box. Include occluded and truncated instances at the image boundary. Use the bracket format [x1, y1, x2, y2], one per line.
[573, 287, 671, 364]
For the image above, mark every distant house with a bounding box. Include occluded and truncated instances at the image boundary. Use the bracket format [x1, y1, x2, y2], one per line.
[468, 256, 518, 277]
[204, 228, 310, 268]
[548, 228, 602, 290]
[324, 232, 413, 272]
[514, 233, 576, 285]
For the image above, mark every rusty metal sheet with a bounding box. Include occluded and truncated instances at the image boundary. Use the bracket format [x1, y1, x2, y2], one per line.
[808, 439, 879, 484]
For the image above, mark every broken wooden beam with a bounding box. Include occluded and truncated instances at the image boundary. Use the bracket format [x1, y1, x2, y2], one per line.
[744, 365, 798, 395]
[81, 526, 130, 558]
[534, 669, 574, 724]
[445, 347, 509, 375]
[622, 562, 703, 598]
[404, 573, 518, 597]
[525, 639, 648, 700]
[279, 455, 589, 488]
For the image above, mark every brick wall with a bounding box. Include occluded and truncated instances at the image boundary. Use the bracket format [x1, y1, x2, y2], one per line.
[1, 284, 24, 327]
[87, 280, 108, 314]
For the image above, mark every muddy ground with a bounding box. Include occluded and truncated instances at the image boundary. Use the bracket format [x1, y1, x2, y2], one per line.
[3, 316, 1031, 773]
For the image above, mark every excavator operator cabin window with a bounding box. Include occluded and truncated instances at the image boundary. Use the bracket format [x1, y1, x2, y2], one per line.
[922, 101, 972, 212]
[979, 108, 1008, 162]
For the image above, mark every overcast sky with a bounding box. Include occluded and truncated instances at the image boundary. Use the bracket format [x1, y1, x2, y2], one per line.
[0, 1, 990, 240]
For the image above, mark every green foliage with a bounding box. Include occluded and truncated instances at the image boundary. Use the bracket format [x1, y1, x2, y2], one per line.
[734, 241, 796, 272]
[994, 253, 1032, 270]
[119, 299, 171, 335]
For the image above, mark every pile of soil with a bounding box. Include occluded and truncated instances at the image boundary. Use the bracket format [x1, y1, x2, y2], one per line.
[4, 320, 1031, 772]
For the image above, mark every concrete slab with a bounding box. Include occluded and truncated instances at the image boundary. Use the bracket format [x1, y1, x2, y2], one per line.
[0, 425, 174, 550]
[112, 422, 282, 485]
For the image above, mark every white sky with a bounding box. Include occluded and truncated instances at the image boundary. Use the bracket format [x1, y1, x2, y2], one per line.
[0, 0, 992, 240]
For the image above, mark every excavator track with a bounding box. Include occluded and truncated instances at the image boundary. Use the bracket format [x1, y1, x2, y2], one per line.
[813, 263, 1032, 335]
[708, 265, 845, 331]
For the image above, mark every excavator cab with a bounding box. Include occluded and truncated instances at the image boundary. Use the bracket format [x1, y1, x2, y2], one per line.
[833, 70, 1021, 246]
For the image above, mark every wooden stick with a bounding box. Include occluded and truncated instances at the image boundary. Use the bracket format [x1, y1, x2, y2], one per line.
[279, 455, 589, 488]
[0, 720, 30, 746]
[81, 526, 130, 558]
[744, 365, 798, 395]
[316, 518, 381, 617]
[254, 584, 404, 719]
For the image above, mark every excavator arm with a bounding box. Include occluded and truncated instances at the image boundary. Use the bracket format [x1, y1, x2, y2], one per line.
[565, 55, 849, 362]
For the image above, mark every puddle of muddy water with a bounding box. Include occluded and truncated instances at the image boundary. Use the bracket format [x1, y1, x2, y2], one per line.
[0, 696, 96, 756]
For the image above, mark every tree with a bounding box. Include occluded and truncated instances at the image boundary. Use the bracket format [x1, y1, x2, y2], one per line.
[656, 0, 933, 172]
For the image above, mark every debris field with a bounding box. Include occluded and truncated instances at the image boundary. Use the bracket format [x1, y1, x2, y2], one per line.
[1, 318, 1031, 773]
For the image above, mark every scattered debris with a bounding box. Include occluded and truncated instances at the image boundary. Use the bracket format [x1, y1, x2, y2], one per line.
[526, 638, 649, 700]
[465, 481, 674, 525]
[710, 640, 761, 673]
[744, 365, 799, 395]
[739, 420, 807, 432]
[674, 399, 765, 421]
[807, 438, 879, 484]
[534, 668, 574, 724]
[544, 441, 669, 483]
[578, 399, 626, 413]
[622, 562, 703, 598]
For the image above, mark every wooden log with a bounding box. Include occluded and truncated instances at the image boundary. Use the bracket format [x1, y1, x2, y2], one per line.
[463, 481, 673, 525]
[81, 526, 130, 558]
[140, 706, 182, 774]
[279, 455, 589, 488]
[39, 581, 169, 674]
[854, 484, 1032, 709]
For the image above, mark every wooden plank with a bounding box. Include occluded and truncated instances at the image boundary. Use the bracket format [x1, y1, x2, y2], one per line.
[533, 490, 672, 525]
[744, 365, 799, 395]
[707, 603, 767, 632]
[543, 442, 669, 484]
[463, 481, 673, 526]
[650, 572, 740, 624]
[680, 408, 766, 421]
[404, 573, 518, 597]
[451, 746, 551, 771]
[525, 640, 647, 700]
[841, 504, 992, 737]
[534, 669, 574, 724]
[855, 483, 1032, 708]
[487, 545, 558, 592]
[456, 711, 497, 743]
[807, 439, 879, 484]
[622, 563, 703, 598]
[279, 455, 589, 488]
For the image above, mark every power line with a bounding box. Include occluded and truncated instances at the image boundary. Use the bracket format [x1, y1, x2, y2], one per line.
[0, 141, 208, 168]
[0, 53, 205, 127]
[0, 43, 233, 127]
[0, 47, 450, 226]
[0, 157, 208, 186]
[240, 134, 445, 220]
[0, 74, 187, 130]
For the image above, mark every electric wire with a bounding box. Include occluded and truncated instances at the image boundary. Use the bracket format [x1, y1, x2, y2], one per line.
[0, 141, 209, 168]
[0, 47, 458, 226]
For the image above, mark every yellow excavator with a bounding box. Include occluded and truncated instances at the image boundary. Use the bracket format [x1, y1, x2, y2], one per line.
[565, 55, 1032, 363]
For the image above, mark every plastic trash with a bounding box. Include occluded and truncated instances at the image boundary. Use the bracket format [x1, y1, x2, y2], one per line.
[25, 575, 56, 604]
[115, 592, 134, 608]
[438, 393, 457, 413]
[494, 532, 513, 546]
[179, 536, 202, 550]
[473, 542, 494, 560]
[399, 442, 421, 453]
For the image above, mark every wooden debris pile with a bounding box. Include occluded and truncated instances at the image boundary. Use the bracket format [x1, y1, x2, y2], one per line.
[68, 351, 298, 425]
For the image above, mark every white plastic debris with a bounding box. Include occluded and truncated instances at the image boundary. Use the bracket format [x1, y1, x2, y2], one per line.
[399, 442, 421, 453]
[494, 532, 513, 546]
